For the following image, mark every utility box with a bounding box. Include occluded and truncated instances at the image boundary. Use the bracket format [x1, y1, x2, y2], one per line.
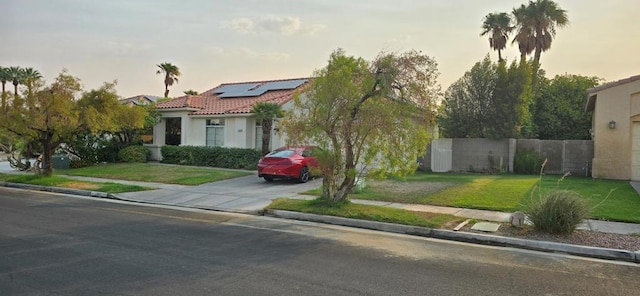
[52, 154, 70, 169]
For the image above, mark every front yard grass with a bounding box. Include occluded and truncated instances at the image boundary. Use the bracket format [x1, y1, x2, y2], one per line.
[320, 172, 640, 223]
[57, 163, 253, 185]
[0, 174, 150, 194]
[267, 198, 464, 228]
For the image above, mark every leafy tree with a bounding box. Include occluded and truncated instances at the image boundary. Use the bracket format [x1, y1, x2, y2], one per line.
[490, 60, 534, 138]
[480, 12, 513, 62]
[0, 71, 148, 175]
[439, 56, 533, 139]
[156, 62, 180, 98]
[183, 90, 198, 95]
[281, 49, 440, 202]
[251, 102, 284, 156]
[512, 0, 569, 67]
[439, 55, 496, 138]
[1, 70, 82, 175]
[533, 74, 600, 139]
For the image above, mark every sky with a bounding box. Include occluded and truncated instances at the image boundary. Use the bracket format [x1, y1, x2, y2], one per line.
[2, 0, 639, 98]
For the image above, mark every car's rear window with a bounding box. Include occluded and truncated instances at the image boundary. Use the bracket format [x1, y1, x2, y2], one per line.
[268, 149, 296, 157]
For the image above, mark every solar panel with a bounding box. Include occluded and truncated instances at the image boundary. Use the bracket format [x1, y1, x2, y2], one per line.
[260, 79, 307, 90]
[214, 79, 307, 98]
[238, 79, 308, 96]
[213, 83, 260, 97]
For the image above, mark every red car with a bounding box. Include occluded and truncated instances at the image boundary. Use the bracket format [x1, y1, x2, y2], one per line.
[258, 146, 318, 183]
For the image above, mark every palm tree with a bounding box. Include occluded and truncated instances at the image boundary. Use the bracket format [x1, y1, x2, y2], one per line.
[251, 102, 284, 156]
[183, 90, 198, 95]
[22, 68, 42, 96]
[512, 0, 569, 66]
[8, 66, 24, 98]
[480, 12, 513, 62]
[156, 62, 180, 98]
[0, 66, 10, 109]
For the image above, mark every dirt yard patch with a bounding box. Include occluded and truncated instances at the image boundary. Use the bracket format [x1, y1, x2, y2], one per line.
[63, 182, 101, 190]
[367, 180, 455, 196]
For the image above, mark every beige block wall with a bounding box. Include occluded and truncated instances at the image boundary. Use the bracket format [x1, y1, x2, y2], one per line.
[591, 79, 640, 179]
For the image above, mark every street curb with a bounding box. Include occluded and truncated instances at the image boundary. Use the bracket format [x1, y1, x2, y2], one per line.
[266, 209, 639, 263]
[1, 181, 113, 199]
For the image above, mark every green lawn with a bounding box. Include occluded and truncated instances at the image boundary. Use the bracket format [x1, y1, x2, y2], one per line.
[57, 163, 253, 185]
[346, 172, 640, 223]
[267, 198, 463, 228]
[0, 174, 150, 194]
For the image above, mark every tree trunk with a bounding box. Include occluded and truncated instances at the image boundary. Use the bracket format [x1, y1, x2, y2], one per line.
[1, 82, 6, 109]
[261, 119, 272, 156]
[333, 175, 355, 201]
[498, 49, 503, 62]
[322, 172, 335, 199]
[41, 135, 55, 176]
[332, 137, 356, 201]
[164, 87, 169, 98]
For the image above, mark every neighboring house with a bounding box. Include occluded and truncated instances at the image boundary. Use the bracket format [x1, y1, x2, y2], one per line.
[585, 74, 640, 180]
[146, 78, 309, 160]
[120, 95, 159, 106]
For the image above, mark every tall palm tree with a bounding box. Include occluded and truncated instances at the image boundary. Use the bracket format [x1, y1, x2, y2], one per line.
[251, 102, 284, 156]
[156, 62, 180, 98]
[8, 66, 24, 98]
[512, 0, 569, 66]
[21, 68, 42, 96]
[0, 66, 10, 109]
[480, 12, 513, 62]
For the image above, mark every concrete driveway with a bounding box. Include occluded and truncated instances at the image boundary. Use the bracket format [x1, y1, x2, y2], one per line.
[115, 173, 321, 213]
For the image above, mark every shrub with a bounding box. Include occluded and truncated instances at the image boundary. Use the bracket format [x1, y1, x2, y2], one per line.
[118, 145, 150, 163]
[61, 133, 122, 165]
[514, 150, 544, 174]
[524, 190, 589, 234]
[160, 145, 261, 170]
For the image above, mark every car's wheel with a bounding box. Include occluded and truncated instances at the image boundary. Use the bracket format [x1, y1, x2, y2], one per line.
[264, 176, 274, 182]
[298, 167, 310, 183]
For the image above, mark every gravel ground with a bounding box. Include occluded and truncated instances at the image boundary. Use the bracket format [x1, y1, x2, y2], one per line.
[459, 223, 640, 251]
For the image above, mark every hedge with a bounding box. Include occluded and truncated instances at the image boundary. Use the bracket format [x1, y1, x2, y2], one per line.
[160, 145, 261, 170]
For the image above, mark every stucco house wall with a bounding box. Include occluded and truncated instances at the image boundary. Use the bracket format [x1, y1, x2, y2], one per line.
[586, 74, 640, 180]
[146, 78, 305, 160]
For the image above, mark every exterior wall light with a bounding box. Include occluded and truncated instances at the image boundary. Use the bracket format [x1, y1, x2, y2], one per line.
[609, 120, 616, 129]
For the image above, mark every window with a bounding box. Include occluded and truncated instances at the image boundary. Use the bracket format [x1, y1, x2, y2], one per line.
[255, 123, 263, 150]
[301, 148, 313, 157]
[206, 119, 225, 147]
[165, 117, 181, 145]
[267, 149, 295, 157]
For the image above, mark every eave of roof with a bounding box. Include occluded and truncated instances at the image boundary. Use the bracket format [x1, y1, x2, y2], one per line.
[585, 74, 640, 112]
[586, 74, 640, 94]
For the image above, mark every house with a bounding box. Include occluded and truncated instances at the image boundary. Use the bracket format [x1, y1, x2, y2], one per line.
[145, 78, 309, 160]
[585, 74, 640, 180]
[120, 94, 159, 106]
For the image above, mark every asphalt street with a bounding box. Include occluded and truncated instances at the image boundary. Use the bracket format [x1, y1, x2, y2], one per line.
[1, 188, 639, 296]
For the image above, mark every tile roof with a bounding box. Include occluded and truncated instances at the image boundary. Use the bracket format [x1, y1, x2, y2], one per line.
[156, 78, 309, 116]
[586, 74, 640, 94]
